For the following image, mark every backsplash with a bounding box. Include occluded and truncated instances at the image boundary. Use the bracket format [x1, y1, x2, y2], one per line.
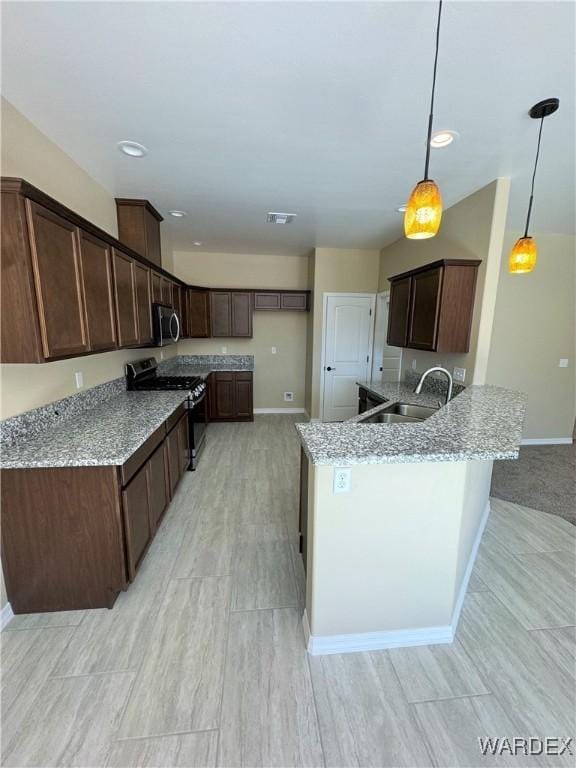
[0, 377, 125, 448]
[160, 354, 254, 371]
[404, 370, 465, 398]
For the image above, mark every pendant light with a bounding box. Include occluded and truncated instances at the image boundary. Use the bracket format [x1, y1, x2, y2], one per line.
[509, 98, 559, 274]
[404, 0, 444, 240]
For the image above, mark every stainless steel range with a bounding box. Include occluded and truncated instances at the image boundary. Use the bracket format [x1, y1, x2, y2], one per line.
[125, 357, 207, 470]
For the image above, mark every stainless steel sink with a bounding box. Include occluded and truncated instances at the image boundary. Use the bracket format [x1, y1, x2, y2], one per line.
[358, 402, 438, 424]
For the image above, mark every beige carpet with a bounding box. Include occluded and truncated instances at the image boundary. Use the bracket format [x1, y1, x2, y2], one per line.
[491, 434, 575, 525]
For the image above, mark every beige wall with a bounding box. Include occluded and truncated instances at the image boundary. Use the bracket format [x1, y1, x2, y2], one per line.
[1, 97, 118, 236]
[309, 248, 381, 419]
[0, 99, 181, 421]
[486, 232, 576, 440]
[306, 459, 492, 642]
[173, 250, 310, 410]
[378, 179, 510, 385]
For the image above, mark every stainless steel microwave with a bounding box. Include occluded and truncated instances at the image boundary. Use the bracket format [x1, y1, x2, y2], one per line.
[153, 303, 180, 346]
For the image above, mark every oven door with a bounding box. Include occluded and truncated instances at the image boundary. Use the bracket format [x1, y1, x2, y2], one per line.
[153, 304, 180, 347]
[188, 392, 208, 469]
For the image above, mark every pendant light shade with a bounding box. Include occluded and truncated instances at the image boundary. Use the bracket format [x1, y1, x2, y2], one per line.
[404, 179, 443, 239]
[508, 236, 538, 274]
[404, 1, 444, 240]
[508, 97, 559, 275]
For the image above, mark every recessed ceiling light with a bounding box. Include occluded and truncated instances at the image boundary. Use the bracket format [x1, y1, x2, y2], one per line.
[117, 140, 148, 157]
[267, 212, 297, 224]
[193, 241, 203, 247]
[430, 130, 459, 148]
[168, 210, 187, 218]
[396, 205, 407, 213]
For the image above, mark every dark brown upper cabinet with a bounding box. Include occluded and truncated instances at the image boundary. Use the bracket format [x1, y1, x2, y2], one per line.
[151, 271, 163, 304]
[188, 290, 211, 337]
[112, 249, 139, 347]
[386, 276, 411, 348]
[26, 201, 89, 360]
[254, 290, 310, 311]
[387, 259, 481, 353]
[116, 198, 163, 268]
[210, 291, 253, 337]
[161, 277, 173, 306]
[134, 262, 153, 346]
[77, 230, 117, 353]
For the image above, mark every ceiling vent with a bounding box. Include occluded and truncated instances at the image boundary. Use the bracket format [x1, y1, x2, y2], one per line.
[267, 212, 297, 224]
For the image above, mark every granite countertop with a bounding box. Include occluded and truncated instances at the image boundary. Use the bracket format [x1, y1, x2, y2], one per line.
[1, 392, 188, 469]
[296, 382, 527, 466]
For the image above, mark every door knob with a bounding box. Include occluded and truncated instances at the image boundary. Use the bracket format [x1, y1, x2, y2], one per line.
[326, 366, 336, 371]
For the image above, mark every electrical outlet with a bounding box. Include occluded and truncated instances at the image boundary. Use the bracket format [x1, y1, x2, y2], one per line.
[284, 391, 294, 402]
[411, 359, 417, 370]
[559, 358, 569, 368]
[74, 371, 84, 389]
[333, 467, 351, 494]
[453, 366, 466, 383]
[221, 346, 227, 354]
[271, 346, 277, 355]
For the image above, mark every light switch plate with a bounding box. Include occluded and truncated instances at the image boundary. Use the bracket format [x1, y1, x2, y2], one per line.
[559, 358, 569, 368]
[453, 367, 466, 383]
[221, 346, 227, 354]
[333, 467, 351, 494]
[411, 359, 417, 370]
[271, 346, 277, 354]
[74, 371, 84, 389]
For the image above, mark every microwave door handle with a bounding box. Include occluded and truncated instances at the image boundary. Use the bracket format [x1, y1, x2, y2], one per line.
[171, 313, 180, 342]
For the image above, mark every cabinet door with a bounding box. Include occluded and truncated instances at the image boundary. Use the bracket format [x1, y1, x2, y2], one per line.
[235, 372, 253, 420]
[210, 372, 235, 419]
[26, 201, 88, 359]
[210, 292, 232, 337]
[161, 277, 172, 306]
[231, 292, 253, 337]
[112, 250, 139, 347]
[179, 287, 189, 338]
[166, 423, 181, 497]
[281, 292, 308, 311]
[134, 262, 153, 345]
[122, 463, 152, 579]
[254, 292, 281, 310]
[408, 267, 443, 350]
[151, 272, 163, 304]
[189, 291, 211, 337]
[147, 443, 168, 532]
[387, 277, 411, 348]
[78, 230, 117, 352]
[145, 209, 162, 267]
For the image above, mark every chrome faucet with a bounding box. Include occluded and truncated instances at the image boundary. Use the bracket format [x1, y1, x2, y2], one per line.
[414, 366, 453, 405]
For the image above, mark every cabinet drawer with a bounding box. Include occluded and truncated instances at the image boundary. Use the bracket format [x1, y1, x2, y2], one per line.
[120, 424, 164, 487]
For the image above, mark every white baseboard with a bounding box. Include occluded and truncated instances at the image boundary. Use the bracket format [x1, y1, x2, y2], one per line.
[303, 608, 453, 655]
[450, 500, 491, 630]
[301, 500, 490, 656]
[521, 437, 573, 446]
[253, 408, 307, 415]
[1, 602, 14, 631]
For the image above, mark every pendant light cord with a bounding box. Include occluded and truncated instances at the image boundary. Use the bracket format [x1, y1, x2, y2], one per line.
[524, 115, 544, 237]
[424, 0, 443, 180]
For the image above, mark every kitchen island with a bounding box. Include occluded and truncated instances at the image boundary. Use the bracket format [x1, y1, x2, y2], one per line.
[296, 378, 526, 655]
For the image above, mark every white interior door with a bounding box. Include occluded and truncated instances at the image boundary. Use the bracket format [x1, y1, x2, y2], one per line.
[371, 291, 402, 384]
[322, 294, 375, 422]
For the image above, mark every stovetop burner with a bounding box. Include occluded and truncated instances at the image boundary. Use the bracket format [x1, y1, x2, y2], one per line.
[125, 358, 206, 398]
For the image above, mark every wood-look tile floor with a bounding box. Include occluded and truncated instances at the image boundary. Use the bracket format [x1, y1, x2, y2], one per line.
[2, 416, 575, 767]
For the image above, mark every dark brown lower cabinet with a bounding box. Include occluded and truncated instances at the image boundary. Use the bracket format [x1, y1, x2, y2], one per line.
[147, 443, 168, 532]
[208, 371, 253, 422]
[122, 463, 152, 578]
[1, 405, 188, 614]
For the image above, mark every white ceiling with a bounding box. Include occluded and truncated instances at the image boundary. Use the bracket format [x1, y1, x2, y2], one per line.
[2, 1, 574, 256]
